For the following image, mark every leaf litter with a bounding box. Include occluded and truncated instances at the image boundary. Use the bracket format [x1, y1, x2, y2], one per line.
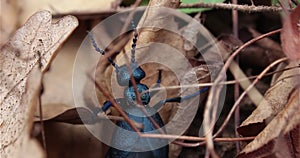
[237, 4, 300, 158]
[0, 10, 78, 157]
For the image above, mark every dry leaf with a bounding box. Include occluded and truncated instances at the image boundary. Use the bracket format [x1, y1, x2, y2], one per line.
[272, 134, 293, 158]
[237, 6, 300, 157]
[281, 5, 300, 60]
[19, 0, 115, 23]
[0, 10, 78, 104]
[41, 38, 77, 107]
[0, 0, 20, 44]
[217, 34, 264, 106]
[39, 122, 106, 158]
[34, 104, 97, 125]
[237, 61, 300, 136]
[0, 68, 44, 158]
[237, 86, 300, 158]
[248, 27, 282, 53]
[241, 28, 285, 68]
[0, 10, 78, 157]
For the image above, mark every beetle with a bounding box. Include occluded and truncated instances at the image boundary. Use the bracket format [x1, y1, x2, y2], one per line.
[88, 21, 208, 158]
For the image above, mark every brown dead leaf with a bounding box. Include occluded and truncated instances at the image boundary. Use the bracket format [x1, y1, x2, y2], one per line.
[237, 61, 300, 136]
[241, 28, 285, 68]
[0, 67, 44, 158]
[0, 10, 78, 157]
[34, 104, 97, 125]
[217, 34, 264, 106]
[19, 0, 115, 23]
[38, 122, 106, 158]
[237, 7, 300, 156]
[272, 133, 293, 158]
[0, 0, 20, 44]
[248, 27, 282, 53]
[237, 86, 300, 158]
[281, 5, 300, 60]
[41, 36, 78, 107]
[0, 10, 78, 105]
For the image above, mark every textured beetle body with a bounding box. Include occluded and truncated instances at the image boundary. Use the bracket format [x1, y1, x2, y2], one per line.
[88, 22, 208, 158]
[106, 99, 168, 158]
[97, 61, 169, 158]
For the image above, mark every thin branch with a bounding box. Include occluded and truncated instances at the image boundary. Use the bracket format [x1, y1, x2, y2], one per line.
[180, 2, 282, 13]
[213, 57, 288, 138]
[118, 0, 180, 142]
[37, 51, 46, 150]
[38, 87, 47, 149]
[120, 0, 142, 34]
[96, 114, 144, 129]
[232, 0, 241, 153]
[209, 29, 283, 139]
[88, 74, 142, 135]
[143, 65, 299, 93]
[141, 133, 255, 142]
[87, 62, 296, 147]
[203, 29, 282, 158]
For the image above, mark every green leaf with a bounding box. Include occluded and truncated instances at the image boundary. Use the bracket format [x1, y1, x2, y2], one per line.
[121, 0, 149, 6]
[141, 0, 149, 5]
[272, 0, 300, 8]
[271, 0, 279, 5]
[180, 0, 226, 14]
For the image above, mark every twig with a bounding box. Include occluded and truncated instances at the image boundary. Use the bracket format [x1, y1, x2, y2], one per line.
[88, 74, 141, 135]
[37, 51, 47, 150]
[90, 70, 264, 147]
[118, 0, 189, 146]
[203, 29, 282, 158]
[120, 0, 142, 34]
[95, 114, 144, 129]
[214, 57, 288, 138]
[210, 29, 283, 139]
[209, 28, 281, 104]
[38, 87, 46, 149]
[180, 2, 282, 13]
[143, 65, 299, 93]
[232, 1, 239, 38]
[234, 84, 241, 151]
[232, 0, 241, 153]
[119, 0, 167, 135]
[140, 133, 255, 142]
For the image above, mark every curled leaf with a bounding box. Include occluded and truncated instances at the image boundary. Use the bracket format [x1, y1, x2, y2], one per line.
[237, 61, 300, 136]
[237, 86, 300, 158]
[281, 5, 300, 60]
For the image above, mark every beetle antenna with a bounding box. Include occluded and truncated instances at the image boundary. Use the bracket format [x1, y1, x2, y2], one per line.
[131, 21, 138, 63]
[87, 31, 119, 69]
